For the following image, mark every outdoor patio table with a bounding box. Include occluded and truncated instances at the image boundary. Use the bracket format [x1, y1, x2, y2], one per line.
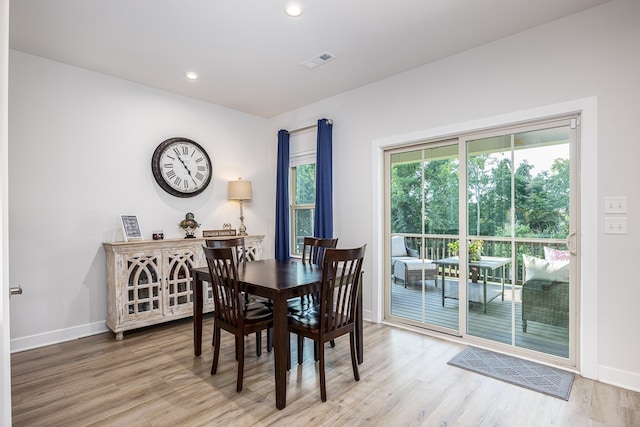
[433, 256, 511, 313]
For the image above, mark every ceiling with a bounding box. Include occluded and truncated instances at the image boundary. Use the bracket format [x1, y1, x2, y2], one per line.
[9, 0, 611, 118]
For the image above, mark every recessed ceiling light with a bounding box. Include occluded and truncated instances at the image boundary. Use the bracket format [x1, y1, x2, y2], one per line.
[185, 71, 199, 80]
[284, 3, 303, 17]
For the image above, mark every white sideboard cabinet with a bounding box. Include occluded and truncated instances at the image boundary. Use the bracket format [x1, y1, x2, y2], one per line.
[102, 235, 264, 340]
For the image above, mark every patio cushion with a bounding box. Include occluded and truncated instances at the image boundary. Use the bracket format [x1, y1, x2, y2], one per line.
[523, 254, 569, 283]
[391, 236, 408, 257]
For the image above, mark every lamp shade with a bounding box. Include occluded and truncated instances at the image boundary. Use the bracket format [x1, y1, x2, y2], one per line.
[228, 178, 252, 200]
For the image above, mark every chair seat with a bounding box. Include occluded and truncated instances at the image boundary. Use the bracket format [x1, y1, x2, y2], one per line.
[244, 304, 273, 321]
[286, 296, 316, 314]
[288, 307, 321, 329]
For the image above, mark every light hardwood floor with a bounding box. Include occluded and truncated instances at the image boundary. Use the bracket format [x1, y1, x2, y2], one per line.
[11, 317, 640, 426]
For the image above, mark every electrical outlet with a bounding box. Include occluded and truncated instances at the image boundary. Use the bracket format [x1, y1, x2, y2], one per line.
[604, 196, 627, 214]
[604, 217, 627, 234]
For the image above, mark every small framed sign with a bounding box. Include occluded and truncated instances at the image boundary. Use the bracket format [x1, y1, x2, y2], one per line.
[203, 229, 237, 237]
[120, 214, 143, 241]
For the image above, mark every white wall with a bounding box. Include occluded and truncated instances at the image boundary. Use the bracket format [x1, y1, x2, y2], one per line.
[268, 0, 640, 390]
[8, 51, 272, 348]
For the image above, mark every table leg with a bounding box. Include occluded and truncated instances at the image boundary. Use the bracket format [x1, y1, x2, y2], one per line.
[272, 294, 288, 410]
[483, 269, 487, 314]
[441, 265, 446, 306]
[193, 274, 203, 356]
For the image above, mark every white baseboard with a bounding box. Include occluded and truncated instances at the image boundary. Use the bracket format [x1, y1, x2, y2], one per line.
[598, 365, 640, 393]
[11, 321, 110, 353]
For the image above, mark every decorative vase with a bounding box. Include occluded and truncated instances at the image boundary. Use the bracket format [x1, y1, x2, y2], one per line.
[179, 212, 200, 238]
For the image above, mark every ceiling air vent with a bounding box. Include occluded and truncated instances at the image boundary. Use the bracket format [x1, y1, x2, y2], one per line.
[301, 51, 336, 69]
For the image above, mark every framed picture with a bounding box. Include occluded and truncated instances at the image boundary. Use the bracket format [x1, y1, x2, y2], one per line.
[119, 214, 143, 241]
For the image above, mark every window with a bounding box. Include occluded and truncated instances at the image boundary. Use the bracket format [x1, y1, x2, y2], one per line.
[290, 161, 315, 256]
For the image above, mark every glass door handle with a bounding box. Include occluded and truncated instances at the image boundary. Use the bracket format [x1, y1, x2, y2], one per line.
[566, 231, 577, 255]
[10, 285, 23, 296]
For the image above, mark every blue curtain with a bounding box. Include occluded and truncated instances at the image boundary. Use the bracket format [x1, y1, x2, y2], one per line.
[314, 118, 333, 239]
[275, 129, 290, 260]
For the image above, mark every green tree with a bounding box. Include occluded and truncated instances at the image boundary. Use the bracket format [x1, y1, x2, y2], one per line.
[391, 147, 570, 241]
[390, 162, 422, 233]
[424, 159, 459, 234]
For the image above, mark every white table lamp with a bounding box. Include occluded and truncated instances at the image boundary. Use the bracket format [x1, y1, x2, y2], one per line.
[228, 178, 252, 236]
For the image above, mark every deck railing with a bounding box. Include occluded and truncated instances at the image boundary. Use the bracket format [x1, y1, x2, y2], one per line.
[394, 234, 568, 285]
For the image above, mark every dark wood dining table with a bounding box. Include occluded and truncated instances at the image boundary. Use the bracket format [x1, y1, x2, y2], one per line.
[191, 258, 363, 410]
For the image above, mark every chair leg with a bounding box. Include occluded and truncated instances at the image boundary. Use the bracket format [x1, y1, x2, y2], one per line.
[319, 340, 327, 402]
[237, 335, 245, 392]
[330, 339, 336, 348]
[349, 331, 360, 382]
[235, 337, 239, 361]
[211, 326, 221, 375]
[255, 331, 262, 357]
[267, 328, 273, 352]
[297, 334, 304, 365]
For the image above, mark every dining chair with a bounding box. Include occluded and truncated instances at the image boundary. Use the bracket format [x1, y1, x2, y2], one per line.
[203, 246, 273, 392]
[288, 244, 366, 402]
[289, 237, 339, 364]
[289, 237, 338, 311]
[205, 237, 272, 355]
[302, 237, 339, 265]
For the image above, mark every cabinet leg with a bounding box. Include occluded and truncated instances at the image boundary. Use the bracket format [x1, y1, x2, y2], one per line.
[115, 332, 124, 341]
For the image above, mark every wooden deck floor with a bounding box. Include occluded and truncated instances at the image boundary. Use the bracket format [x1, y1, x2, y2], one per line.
[389, 278, 569, 358]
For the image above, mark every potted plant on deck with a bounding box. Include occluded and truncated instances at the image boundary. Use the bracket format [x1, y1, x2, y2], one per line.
[448, 239, 483, 261]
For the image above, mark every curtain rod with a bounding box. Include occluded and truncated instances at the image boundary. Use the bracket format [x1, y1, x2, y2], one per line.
[288, 124, 317, 135]
[287, 119, 333, 135]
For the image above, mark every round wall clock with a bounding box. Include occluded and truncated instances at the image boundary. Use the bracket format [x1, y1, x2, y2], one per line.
[151, 137, 212, 198]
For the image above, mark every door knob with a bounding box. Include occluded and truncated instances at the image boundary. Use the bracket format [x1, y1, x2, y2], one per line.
[9, 285, 23, 296]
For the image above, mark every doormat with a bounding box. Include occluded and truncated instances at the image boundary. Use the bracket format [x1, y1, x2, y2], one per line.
[447, 346, 574, 400]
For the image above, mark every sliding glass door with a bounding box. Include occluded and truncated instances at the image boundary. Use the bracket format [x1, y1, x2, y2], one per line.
[385, 116, 578, 364]
[463, 120, 576, 360]
[386, 142, 460, 334]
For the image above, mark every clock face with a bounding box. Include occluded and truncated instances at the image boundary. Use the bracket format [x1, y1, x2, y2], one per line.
[151, 137, 212, 197]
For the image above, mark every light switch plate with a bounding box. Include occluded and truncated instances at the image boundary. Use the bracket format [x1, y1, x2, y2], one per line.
[604, 217, 627, 234]
[604, 196, 627, 214]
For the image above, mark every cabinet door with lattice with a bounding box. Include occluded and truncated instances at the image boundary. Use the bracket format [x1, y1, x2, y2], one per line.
[121, 251, 163, 321]
[163, 245, 203, 316]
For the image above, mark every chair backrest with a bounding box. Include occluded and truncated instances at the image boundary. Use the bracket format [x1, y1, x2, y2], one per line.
[318, 245, 366, 335]
[302, 237, 338, 265]
[205, 237, 247, 266]
[203, 246, 243, 328]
